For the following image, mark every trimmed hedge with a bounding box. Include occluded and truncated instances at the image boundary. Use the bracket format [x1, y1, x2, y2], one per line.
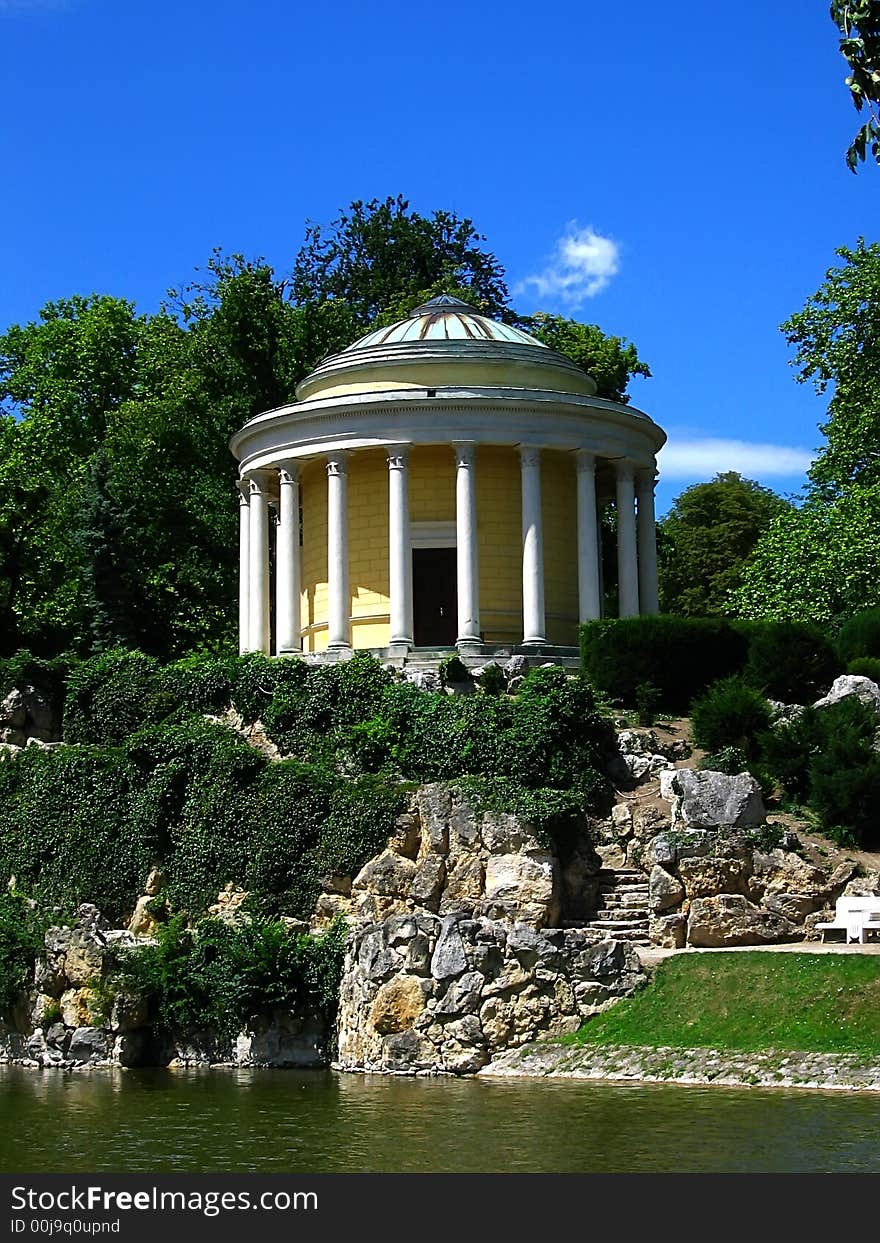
[837, 608, 880, 664]
[580, 617, 749, 712]
[743, 621, 841, 703]
[581, 617, 845, 710]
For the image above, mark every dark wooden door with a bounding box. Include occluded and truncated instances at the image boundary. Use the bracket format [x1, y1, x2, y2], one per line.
[412, 547, 457, 647]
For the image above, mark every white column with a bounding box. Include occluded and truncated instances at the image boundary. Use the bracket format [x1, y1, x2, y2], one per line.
[520, 446, 547, 645]
[454, 443, 480, 648]
[616, 461, 640, 618]
[576, 450, 602, 622]
[275, 466, 301, 653]
[247, 473, 271, 654]
[637, 467, 660, 616]
[237, 481, 250, 655]
[326, 452, 351, 650]
[388, 448, 413, 648]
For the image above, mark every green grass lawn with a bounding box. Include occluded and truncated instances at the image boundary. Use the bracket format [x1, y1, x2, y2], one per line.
[563, 953, 880, 1057]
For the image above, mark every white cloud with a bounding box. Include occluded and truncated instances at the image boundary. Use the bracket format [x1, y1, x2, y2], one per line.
[514, 223, 620, 308]
[658, 438, 814, 480]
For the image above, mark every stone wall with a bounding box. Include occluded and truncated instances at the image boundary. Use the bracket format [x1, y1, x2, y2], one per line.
[0, 904, 328, 1070]
[336, 914, 645, 1075]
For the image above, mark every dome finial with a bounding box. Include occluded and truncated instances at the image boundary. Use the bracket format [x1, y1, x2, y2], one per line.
[408, 293, 481, 318]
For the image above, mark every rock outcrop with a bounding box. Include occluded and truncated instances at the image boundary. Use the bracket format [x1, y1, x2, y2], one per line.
[670, 769, 766, 830]
[314, 783, 602, 932]
[336, 915, 645, 1074]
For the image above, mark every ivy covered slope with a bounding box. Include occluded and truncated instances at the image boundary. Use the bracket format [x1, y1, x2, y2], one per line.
[0, 650, 614, 929]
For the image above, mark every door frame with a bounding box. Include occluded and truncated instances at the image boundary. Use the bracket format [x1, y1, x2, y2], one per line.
[410, 523, 457, 647]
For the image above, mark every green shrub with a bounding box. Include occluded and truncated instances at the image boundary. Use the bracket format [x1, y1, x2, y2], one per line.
[690, 677, 772, 759]
[697, 745, 750, 776]
[0, 744, 151, 922]
[63, 649, 178, 744]
[112, 915, 347, 1044]
[580, 617, 749, 712]
[837, 607, 880, 663]
[635, 681, 661, 726]
[848, 657, 880, 683]
[168, 653, 237, 715]
[756, 710, 818, 804]
[743, 621, 841, 703]
[0, 891, 46, 1017]
[477, 662, 506, 696]
[438, 654, 471, 686]
[805, 698, 880, 844]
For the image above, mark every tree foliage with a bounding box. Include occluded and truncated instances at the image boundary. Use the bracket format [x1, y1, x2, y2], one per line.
[733, 484, 880, 623]
[658, 472, 790, 616]
[520, 313, 651, 404]
[781, 239, 880, 496]
[831, 0, 880, 171]
[292, 195, 511, 325]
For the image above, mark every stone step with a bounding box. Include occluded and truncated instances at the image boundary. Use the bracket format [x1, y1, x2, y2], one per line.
[599, 887, 649, 899]
[588, 918, 650, 931]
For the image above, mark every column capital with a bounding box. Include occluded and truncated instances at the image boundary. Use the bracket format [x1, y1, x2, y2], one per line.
[236, 478, 251, 505]
[387, 446, 410, 471]
[575, 449, 597, 475]
[614, 459, 636, 483]
[519, 445, 542, 469]
[278, 462, 301, 485]
[635, 466, 658, 494]
[326, 452, 348, 478]
[452, 441, 477, 468]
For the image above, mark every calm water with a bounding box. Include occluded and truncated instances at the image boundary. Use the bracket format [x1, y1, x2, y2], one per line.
[2, 1067, 880, 1173]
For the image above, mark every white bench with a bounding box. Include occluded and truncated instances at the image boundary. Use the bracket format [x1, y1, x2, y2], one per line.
[815, 896, 880, 944]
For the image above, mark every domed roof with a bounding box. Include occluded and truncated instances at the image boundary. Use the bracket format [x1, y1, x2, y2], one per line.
[346, 295, 548, 351]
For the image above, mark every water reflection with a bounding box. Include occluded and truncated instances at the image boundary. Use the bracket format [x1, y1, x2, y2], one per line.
[2, 1067, 879, 1173]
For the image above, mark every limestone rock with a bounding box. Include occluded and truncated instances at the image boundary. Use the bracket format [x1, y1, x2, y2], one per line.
[649, 864, 685, 913]
[650, 913, 688, 948]
[687, 894, 799, 947]
[409, 854, 446, 911]
[67, 1026, 110, 1064]
[431, 918, 468, 979]
[128, 896, 160, 938]
[60, 987, 103, 1028]
[678, 856, 752, 900]
[482, 853, 560, 927]
[208, 883, 250, 924]
[673, 769, 766, 829]
[352, 849, 418, 899]
[813, 675, 880, 714]
[370, 976, 427, 1033]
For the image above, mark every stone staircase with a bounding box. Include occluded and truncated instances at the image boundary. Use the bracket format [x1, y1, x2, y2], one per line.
[583, 868, 651, 945]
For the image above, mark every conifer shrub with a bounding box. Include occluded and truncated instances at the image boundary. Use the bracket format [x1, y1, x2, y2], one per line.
[690, 677, 772, 759]
[438, 653, 471, 686]
[847, 657, 880, 683]
[580, 617, 749, 712]
[837, 607, 880, 664]
[742, 621, 841, 703]
[697, 745, 751, 776]
[799, 698, 880, 844]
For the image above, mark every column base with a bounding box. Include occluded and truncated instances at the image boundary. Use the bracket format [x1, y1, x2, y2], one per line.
[521, 637, 549, 648]
[456, 637, 484, 655]
[387, 639, 413, 657]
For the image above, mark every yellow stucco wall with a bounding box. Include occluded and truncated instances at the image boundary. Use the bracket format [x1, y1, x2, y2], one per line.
[298, 444, 579, 652]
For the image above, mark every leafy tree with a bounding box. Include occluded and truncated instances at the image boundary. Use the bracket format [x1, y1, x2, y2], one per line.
[831, 0, 880, 171]
[733, 483, 880, 622]
[658, 472, 790, 616]
[292, 195, 511, 325]
[519, 313, 651, 403]
[781, 239, 880, 495]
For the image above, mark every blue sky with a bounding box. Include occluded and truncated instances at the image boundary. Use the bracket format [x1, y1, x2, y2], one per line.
[1, 0, 875, 513]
